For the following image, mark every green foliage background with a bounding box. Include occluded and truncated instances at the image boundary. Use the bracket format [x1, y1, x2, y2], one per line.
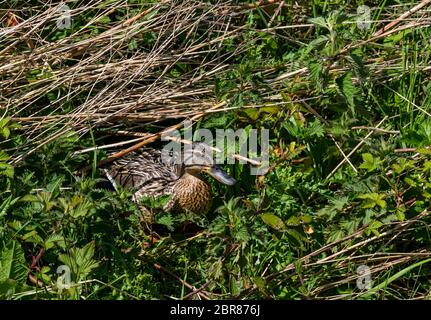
[1, 0, 431, 299]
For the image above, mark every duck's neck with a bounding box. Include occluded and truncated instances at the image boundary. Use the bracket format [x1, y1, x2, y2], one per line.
[181, 172, 205, 183]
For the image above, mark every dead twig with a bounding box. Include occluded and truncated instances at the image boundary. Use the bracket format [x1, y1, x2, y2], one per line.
[326, 117, 388, 180]
[372, 0, 431, 37]
[152, 263, 211, 300]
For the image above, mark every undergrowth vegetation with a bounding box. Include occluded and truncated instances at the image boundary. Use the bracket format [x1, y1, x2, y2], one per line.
[1, 0, 431, 299]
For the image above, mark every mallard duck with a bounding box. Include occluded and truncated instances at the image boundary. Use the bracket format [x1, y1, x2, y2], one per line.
[103, 143, 236, 214]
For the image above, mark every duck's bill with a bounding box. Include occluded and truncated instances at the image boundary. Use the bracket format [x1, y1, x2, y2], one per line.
[208, 165, 237, 186]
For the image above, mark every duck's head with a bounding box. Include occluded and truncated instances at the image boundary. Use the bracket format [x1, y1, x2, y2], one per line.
[181, 143, 237, 186]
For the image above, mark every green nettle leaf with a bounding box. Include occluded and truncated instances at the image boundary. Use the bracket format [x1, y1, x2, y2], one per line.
[7, 220, 22, 231]
[59, 241, 99, 282]
[417, 148, 431, 156]
[157, 214, 174, 231]
[235, 225, 250, 242]
[347, 52, 368, 79]
[392, 164, 403, 174]
[0, 241, 28, 284]
[308, 61, 324, 89]
[366, 220, 383, 237]
[0, 150, 10, 161]
[37, 191, 56, 212]
[260, 105, 280, 115]
[261, 213, 287, 231]
[327, 229, 345, 244]
[128, 38, 138, 51]
[335, 72, 359, 109]
[301, 35, 329, 58]
[0, 162, 14, 178]
[404, 177, 416, 187]
[422, 160, 431, 171]
[340, 220, 359, 234]
[396, 207, 406, 221]
[22, 230, 44, 245]
[97, 15, 111, 24]
[359, 153, 381, 172]
[317, 206, 337, 220]
[0, 195, 19, 218]
[331, 196, 349, 210]
[392, 158, 415, 175]
[44, 234, 66, 250]
[60, 194, 95, 219]
[305, 120, 325, 138]
[0, 118, 11, 139]
[358, 193, 386, 209]
[307, 17, 328, 29]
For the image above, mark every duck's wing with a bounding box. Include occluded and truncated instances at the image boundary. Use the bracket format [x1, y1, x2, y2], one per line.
[104, 149, 181, 198]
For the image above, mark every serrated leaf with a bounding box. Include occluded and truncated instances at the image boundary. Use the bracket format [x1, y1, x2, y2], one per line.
[307, 17, 328, 29]
[366, 220, 383, 236]
[59, 241, 99, 282]
[330, 196, 349, 211]
[358, 193, 386, 209]
[235, 225, 250, 242]
[327, 229, 345, 243]
[1, 127, 10, 139]
[7, 220, 22, 231]
[359, 153, 380, 172]
[0, 241, 28, 284]
[305, 120, 325, 138]
[157, 214, 174, 231]
[44, 234, 66, 250]
[308, 61, 324, 89]
[22, 230, 44, 245]
[0, 150, 10, 161]
[347, 52, 368, 79]
[336, 72, 359, 109]
[40, 266, 50, 274]
[0, 162, 14, 178]
[404, 177, 416, 187]
[0, 195, 19, 218]
[97, 15, 111, 24]
[417, 147, 431, 155]
[423, 160, 431, 171]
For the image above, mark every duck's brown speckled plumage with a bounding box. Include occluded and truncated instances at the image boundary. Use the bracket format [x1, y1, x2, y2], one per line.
[105, 148, 180, 200]
[104, 143, 235, 214]
[166, 173, 213, 214]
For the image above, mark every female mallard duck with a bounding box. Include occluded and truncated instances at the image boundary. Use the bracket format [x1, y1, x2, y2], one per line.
[103, 143, 236, 214]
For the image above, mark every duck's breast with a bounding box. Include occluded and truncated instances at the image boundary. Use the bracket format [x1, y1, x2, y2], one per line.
[173, 175, 212, 214]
